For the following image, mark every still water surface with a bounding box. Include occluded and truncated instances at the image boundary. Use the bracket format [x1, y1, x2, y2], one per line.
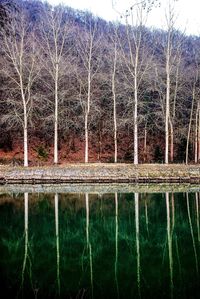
[0, 187, 200, 298]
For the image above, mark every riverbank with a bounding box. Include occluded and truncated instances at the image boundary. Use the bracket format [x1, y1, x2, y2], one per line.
[0, 163, 199, 184]
[0, 183, 199, 194]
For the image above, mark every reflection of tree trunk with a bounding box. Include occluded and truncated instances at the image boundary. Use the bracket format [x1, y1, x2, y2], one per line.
[144, 195, 149, 236]
[195, 193, 200, 242]
[86, 193, 89, 246]
[174, 235, 183, 290]
[85, 193, 93, 298]
[166, 192, 173, 298]
[115, 193, 119, 297]
[55, 193, 60, 295]
[135, 193, 140, 298]
[186, 192, 198, 275]
[22, 192, 29, 287]
[171, 193, 175, 230]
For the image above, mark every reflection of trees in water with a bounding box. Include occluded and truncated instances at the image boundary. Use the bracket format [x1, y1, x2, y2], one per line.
[1, 191, 200, 298]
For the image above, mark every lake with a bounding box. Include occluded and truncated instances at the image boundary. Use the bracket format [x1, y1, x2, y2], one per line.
[0, 184, 199, 298]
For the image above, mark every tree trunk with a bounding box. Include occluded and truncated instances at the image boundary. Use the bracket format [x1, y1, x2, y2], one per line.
[165, 55, 170, 164]
[98, 121, 102, 161]
[85, 112, 89, 163]
[186, 88, 195, 164]
[134, 55, 138, 165]
[143, 123, 147, 163]
[24, 115, 28, 167]
[195, 103, 198, 163]
[85, 49, 91, 163]
[169, 118, 174, 163]
[112, 43, 118, 163]
[198, 107, 200, 162]
[54, 63, 59, 164]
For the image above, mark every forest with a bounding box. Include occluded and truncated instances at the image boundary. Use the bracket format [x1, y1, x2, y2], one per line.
[0, 0, 200, 166]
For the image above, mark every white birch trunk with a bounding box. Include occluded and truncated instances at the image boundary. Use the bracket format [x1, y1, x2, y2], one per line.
[21, 79, 28, 167]
[198, 107, 200, 162]
[112, 43, 118, 163]
[144, 123, 147, 163]
[24, 111, 28, 167]
[54, 63, 59, 164]
[165, 54, 170, 164]
[85, 37, 92, 163]
[194, 103, 198, 163]
[169, 118, 174, 163]
[85, 112, 89, 163]
[134, 51, 139, 165]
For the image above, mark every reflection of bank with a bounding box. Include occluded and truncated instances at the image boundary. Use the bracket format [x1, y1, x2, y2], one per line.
[85, 193, 93, 298]
[55, 193, 60, 295]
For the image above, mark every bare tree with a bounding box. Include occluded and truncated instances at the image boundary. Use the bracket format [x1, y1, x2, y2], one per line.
[112, 41, 118, 163]
[40, 6, 72, 164]
[1, 9, 40, 166]
[152, 1, 183, 164]
[185, 57, 200, 164]
[164, 0, 181, 164]
[76, 16, 102, 163]
[185, 70, 198, 164]
[117, 0, 155, 164]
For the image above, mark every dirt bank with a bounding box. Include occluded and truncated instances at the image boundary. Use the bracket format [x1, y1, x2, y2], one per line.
[0, 163, 199, 184]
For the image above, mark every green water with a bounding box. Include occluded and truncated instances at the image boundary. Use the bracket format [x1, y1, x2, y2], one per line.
[0, 190, 200, 298]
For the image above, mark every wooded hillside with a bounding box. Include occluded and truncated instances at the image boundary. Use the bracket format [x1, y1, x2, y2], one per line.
[0, 0, 199, 166]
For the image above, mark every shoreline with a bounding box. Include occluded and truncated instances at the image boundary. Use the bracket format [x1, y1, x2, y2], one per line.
[0, 183, 200, 194]
[0, 163, 199, 184]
